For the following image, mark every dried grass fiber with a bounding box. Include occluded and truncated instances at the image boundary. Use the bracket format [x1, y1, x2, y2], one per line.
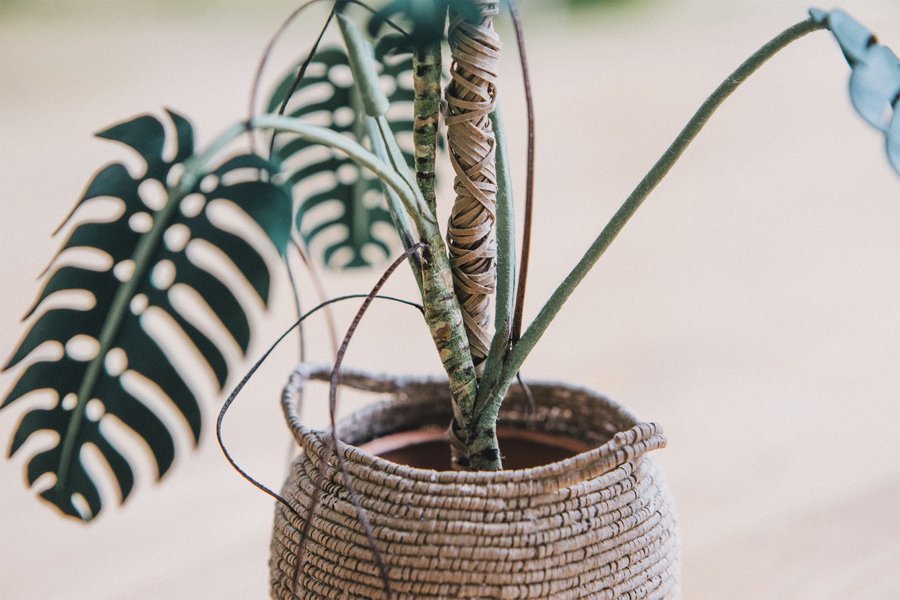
[271, 364, 681, 599]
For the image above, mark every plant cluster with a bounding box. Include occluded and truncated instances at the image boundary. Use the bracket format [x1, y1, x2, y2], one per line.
[1, 2, 897, 521]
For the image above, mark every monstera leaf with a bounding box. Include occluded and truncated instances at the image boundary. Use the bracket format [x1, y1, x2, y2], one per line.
[2, 111, 291, 520]
[810, 8, 900, 174]
[267, 45, 417, 268]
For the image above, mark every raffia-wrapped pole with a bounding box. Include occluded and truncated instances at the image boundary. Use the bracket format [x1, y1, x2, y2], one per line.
[445, 0, 501, 376]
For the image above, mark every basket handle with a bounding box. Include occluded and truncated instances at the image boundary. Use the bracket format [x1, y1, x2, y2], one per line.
[281, 362, 450, 445]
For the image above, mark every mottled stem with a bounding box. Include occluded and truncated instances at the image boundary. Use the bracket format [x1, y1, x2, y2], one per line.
[336, 11, 485, 470]
[441, 1, 503, 470]
[418, 234, 479, 468]
[412, 20, 444, 215]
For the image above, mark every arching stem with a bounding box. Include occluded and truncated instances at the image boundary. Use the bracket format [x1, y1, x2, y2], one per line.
[484, 18, 827, 428]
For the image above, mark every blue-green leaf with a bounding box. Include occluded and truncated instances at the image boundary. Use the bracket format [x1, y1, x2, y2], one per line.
[2, 111, 291, 520]
[811, 8, 900, 175]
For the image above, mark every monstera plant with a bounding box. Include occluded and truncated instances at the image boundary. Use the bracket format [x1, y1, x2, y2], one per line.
[2, 1, 898, 526]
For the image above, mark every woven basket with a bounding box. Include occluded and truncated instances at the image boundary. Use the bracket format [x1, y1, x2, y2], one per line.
[271, 364, 681, 599]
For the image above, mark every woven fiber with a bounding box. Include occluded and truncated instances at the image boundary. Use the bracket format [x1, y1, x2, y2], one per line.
[271, 364, 681, 599]
[445, 0, 501, 369]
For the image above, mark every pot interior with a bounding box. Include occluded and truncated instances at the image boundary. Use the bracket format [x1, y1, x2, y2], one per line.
[360, 425, 593, 471]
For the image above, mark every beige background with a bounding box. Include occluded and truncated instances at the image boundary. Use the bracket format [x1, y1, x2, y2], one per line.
[1, 1, 899, 598]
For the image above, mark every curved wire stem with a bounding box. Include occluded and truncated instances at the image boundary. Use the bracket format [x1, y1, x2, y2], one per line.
[247, 0, 334, 155]
[506, 0, 535, 344]
[215, 292, 423, 519]
[293, 238, 340, 358]
[247, 0, 411, 157]
[324, 242, 426, 598]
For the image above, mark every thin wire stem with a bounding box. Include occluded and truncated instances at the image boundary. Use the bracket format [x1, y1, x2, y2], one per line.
[342, 0, 411, 37]
[246, 0, 332, 155]
[507, 0, 535, 344]
[284, 253, 306, 361]
[293, 239, 340, 358]
[267, 3, 338, 157]
[326, 243, 426, 598]
[215, 293, 422, 517]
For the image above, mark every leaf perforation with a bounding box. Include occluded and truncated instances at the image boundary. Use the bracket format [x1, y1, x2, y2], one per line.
[268, 44, 418, 269]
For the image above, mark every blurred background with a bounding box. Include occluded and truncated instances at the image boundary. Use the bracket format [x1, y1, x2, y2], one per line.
[1, 1, 899, 598]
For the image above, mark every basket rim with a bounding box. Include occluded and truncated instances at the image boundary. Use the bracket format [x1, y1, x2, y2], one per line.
[281, 362, 666, 487]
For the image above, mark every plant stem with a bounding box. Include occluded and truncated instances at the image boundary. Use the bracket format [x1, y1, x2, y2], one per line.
[365, 116, 424, 290]
[334, 14, 484, 468]
[477, 106, 516, 411]
[253, 114, 479, 465]
[508, 0, 535, 345]
[491, 17, 826, 413]
[412, 5, 445, 216]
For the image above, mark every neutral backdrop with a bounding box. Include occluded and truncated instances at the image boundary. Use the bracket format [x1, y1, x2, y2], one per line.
[1, 1, 899, 598]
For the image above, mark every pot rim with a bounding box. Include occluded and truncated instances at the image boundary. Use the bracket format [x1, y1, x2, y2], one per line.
[281, 363, 667, 488]
[358, 425, 594, 460]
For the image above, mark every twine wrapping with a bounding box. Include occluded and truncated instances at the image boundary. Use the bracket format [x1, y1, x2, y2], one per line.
[445, 1, 502, 370]
[270, 365, 681, 599]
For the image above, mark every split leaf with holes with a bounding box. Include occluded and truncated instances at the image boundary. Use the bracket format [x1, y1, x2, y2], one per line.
[268, 45, 417, 268]
[1, 111, 291, 520]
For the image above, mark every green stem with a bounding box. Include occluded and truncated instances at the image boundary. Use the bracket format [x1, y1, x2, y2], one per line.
[365, 116, 423, 291]
[257, 115, 424, 221]
[350, 88, 375, 256]
[255, 114, 478, 455]
[494, 17, 826, 409]
[476, 106, 516, 411]
[334, 13, 481, 467]
[412, 21, 444, 215]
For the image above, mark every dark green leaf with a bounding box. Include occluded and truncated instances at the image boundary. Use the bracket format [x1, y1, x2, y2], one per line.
[96, 115, 167, 176]
[215, 182, 293, 254]
[190, 217, 271, 303]
[94, 376, 175, 477]
[2, 111, 291, 520]
[268, 45, 418, 269]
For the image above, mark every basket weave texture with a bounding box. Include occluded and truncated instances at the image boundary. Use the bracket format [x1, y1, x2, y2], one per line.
[271, 365, 681, 599]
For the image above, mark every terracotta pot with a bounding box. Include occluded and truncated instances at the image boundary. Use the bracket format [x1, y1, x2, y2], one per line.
[270, 365, 681, 599]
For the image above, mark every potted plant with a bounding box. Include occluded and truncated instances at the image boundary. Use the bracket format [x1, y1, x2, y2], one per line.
[1, 1, 897, 598]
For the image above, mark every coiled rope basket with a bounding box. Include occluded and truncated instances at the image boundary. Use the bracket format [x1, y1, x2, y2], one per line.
[271, 365, 681, 599]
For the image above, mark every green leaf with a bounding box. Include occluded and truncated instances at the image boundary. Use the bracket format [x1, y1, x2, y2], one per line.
[267, 45, 417, 269]
[2, 111, 292, 520]
[811, 8, 900, 175]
